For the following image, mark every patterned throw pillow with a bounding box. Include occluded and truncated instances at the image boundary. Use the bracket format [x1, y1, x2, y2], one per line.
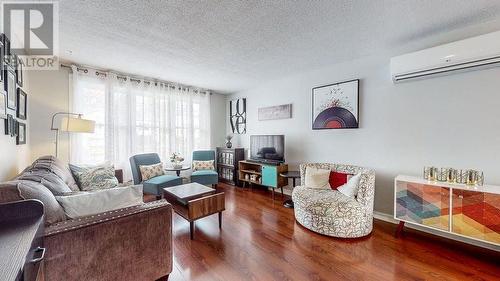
[69, 164, 119, 191]
[139, 163, 164, 181]
[192, 160, 215, 171]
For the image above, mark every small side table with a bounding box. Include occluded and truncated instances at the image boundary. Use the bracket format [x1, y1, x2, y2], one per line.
[163, 183, 225, 240]
[165, 165, 191, 177]
[280, 171, 301, 208]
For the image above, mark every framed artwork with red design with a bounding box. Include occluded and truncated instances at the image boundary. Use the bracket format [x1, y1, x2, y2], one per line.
[312, 79, 359, 129]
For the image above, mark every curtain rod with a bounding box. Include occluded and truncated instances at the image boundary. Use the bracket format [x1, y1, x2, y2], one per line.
[60, 63, 213, 95]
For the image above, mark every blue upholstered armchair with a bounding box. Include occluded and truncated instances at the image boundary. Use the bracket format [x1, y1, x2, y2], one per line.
[190, 150, 218, 187]
[130, 153, 182, 199]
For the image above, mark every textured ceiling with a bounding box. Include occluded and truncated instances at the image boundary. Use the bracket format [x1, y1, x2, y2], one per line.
[58, 0, 500, 93]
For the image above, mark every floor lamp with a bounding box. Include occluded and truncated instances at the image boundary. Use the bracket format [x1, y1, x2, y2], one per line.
[51, 112, 95, 158]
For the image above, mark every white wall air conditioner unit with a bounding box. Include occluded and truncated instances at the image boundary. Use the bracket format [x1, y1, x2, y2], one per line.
[390, 30, 500, 83]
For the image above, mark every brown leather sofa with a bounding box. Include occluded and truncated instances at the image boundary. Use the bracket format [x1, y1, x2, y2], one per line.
[0, 156, 172, 281]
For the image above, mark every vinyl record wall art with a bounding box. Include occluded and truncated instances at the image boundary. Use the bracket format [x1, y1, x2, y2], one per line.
[312, 79, 359, 129]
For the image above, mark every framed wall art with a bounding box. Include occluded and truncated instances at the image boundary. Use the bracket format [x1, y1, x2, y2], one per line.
[0, 90, 6, 119]
[312, 79, 359, 129]
[4, 114, 12, 135]
[17, 88, 27, 119]
[17, 122, 26, 145]
[0, 33, 9, 64]
[229, 98, 246, 134]
[258, 104, 292, 121]
[11, 118, 18, 137]
[0, 40, 4, 84]
[15, 54, 23, 87]
[5, 65, 16, 110]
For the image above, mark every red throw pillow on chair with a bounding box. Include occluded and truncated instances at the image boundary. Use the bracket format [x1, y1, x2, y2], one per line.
[329, 171, 352, 190]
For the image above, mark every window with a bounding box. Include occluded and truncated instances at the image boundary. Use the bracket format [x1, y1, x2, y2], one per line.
[70, 67, 211, 179]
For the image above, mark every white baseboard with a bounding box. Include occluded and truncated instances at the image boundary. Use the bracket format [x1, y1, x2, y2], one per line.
[372, 211, 399, 224]
[373, 211, 499, 251]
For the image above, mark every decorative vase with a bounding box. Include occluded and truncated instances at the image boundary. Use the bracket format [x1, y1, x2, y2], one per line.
[172, 162, 183, 169]
[226, 140, 232, 148]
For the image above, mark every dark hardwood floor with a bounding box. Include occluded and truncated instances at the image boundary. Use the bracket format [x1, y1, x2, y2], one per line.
[158, 183, 500, 281]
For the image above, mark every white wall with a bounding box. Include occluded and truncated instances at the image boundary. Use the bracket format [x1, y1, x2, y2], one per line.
[210, 93, 228, 148]
[0, 69, 32, 181]
[28, 67, 227, 162]
[29, 67, 71, 163]
[227, 55, 500, 215]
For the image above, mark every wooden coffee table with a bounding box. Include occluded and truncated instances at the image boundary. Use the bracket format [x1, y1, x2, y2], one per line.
[163, 183, 225, 239]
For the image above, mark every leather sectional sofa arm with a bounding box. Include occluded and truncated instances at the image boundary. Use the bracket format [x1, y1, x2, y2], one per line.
[43, 200, 173, 281]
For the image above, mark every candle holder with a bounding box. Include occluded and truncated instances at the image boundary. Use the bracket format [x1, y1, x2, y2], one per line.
[478, 171, 484, 186]
[446, 168, 457, 183]
[423, 166, 430, 180]
[424, 166, 438, 181]
[423, 167, 483, 186]
[466, 170, 477, 185]
[437, 168, 447, 182]
[457, 169, 465, 184]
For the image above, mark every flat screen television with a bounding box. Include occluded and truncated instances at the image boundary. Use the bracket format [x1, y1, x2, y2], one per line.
[249, 135, 285, 164]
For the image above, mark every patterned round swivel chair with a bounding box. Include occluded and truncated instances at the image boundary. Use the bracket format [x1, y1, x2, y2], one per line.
[292, 163, 376, 238]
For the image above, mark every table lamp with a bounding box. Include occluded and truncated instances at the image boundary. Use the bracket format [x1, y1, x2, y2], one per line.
[51, 112, 95, 157]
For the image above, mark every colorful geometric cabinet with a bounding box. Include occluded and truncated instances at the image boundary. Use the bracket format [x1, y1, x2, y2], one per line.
[452, 189, 500, 244]
[395, 175, 500, 246]
[395, 181, 450, 231]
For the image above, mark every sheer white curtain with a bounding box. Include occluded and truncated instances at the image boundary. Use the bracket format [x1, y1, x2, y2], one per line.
[70, 66, 211, 179]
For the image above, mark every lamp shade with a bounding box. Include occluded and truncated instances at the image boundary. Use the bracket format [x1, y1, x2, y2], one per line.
[60, 117, 95, 133]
